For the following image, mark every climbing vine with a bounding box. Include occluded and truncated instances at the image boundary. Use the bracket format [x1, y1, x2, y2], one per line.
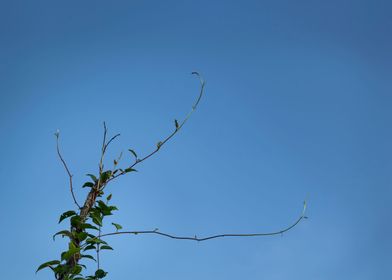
[37, 73, 307, 280]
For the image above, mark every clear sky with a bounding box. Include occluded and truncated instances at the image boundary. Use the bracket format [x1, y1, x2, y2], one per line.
[0, 1, 391, 279]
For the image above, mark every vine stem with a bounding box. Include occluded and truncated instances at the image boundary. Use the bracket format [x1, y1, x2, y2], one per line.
[105, 72, 205, 186]
[100, 201, 307, 242]
[55, 131, 81, 209]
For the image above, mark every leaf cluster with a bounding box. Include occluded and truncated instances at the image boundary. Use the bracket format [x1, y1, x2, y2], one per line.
[38, 191, 121, 279]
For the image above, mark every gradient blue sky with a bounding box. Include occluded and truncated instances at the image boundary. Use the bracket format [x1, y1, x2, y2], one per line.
[1, 1, 391, 279]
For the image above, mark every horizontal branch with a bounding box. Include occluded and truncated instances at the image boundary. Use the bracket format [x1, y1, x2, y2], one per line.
[101, 201, 307, 242]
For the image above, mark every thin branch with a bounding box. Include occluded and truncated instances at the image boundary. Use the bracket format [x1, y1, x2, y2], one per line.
[99, 122, 108, 176]
[97, 226, 101, 270]
[96, 123, 121, 190]
[107, 72, 205, 184]
[105, 133, 121, 153]
[55, 131, 81, 209]
[101, 201, 307, 242]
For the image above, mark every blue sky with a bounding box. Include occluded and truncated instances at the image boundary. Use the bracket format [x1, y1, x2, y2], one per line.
[0, 1, 391, 279]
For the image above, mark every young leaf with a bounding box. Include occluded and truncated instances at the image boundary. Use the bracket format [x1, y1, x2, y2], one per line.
[86, 174, 98, 182]
[36, 260, 60, 273]
[53, 230, 73, 241]
[100, 245, 113, 250]
[97, 200, 112, 216]
[83, 245, 96, 251]
[100, 170, 112, 182]
[128, 149, 137, 159]
[124, 167, 137, 173]
[106, 194, 112, 201]
[90, 213, 103, 227]
[109, 205, 118, 211]
[111, 222, 122, 231]
[81, 254, 96, 261]
[156, 141, 163, 149]
[80, 223, 99, 231]
[86, 237, 107, 245]
[82, 182, 95, 188]
[58, 210, 76, 223]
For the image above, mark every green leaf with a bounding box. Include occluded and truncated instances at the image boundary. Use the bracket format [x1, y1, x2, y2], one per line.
[77, 232, 88, 241]
[109, 205, 118, 211]
[81, 254, 96, 261]
[71, 265, 83, 275]
[111, 222, 122, 231]
[92, 216, 102, 227]
[89, 211, 103, 226]
[83, 245, 96, 251]
[86, 174, 98, 182]
[156, 141, 163, 149]
[100, 245, 113, 250]
[86, 237, 107, 245]
[53, 230, 73, 241]
[124, 167, 137, 173]
[61, 246, 81, 261]
[95, 269, 107, 278]
[71, 215, 82, 228]
[53, 264, 66, 274]
[36, 260, 60, 273]
[100, 170, 112, 182]
[97, 200, 109, 211]
[80, 223, 99, 231]
[106, 194, 112, 201]
[59, 210, 77, 223]
[82, 182, 95, 188]
[128, 149, 137, 159]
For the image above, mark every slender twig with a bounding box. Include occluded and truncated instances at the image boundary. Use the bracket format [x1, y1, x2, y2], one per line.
[107, 72, 205, 184]
[104, 133, 121, 154]
[101, 201, 307, 242]
[97, 226, 101, 270]
[55, 131, 81, 209]
[95, 123, 121, 191]
[99, 122, 108, 177]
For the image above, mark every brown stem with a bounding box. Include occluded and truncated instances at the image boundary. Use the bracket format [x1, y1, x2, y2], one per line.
[55, 132, 81, 209]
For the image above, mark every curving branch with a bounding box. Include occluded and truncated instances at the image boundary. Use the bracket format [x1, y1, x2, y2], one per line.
[106, 72, 205, 184]
[54, 131, 81, 209]
[100, 201, 307, 242]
